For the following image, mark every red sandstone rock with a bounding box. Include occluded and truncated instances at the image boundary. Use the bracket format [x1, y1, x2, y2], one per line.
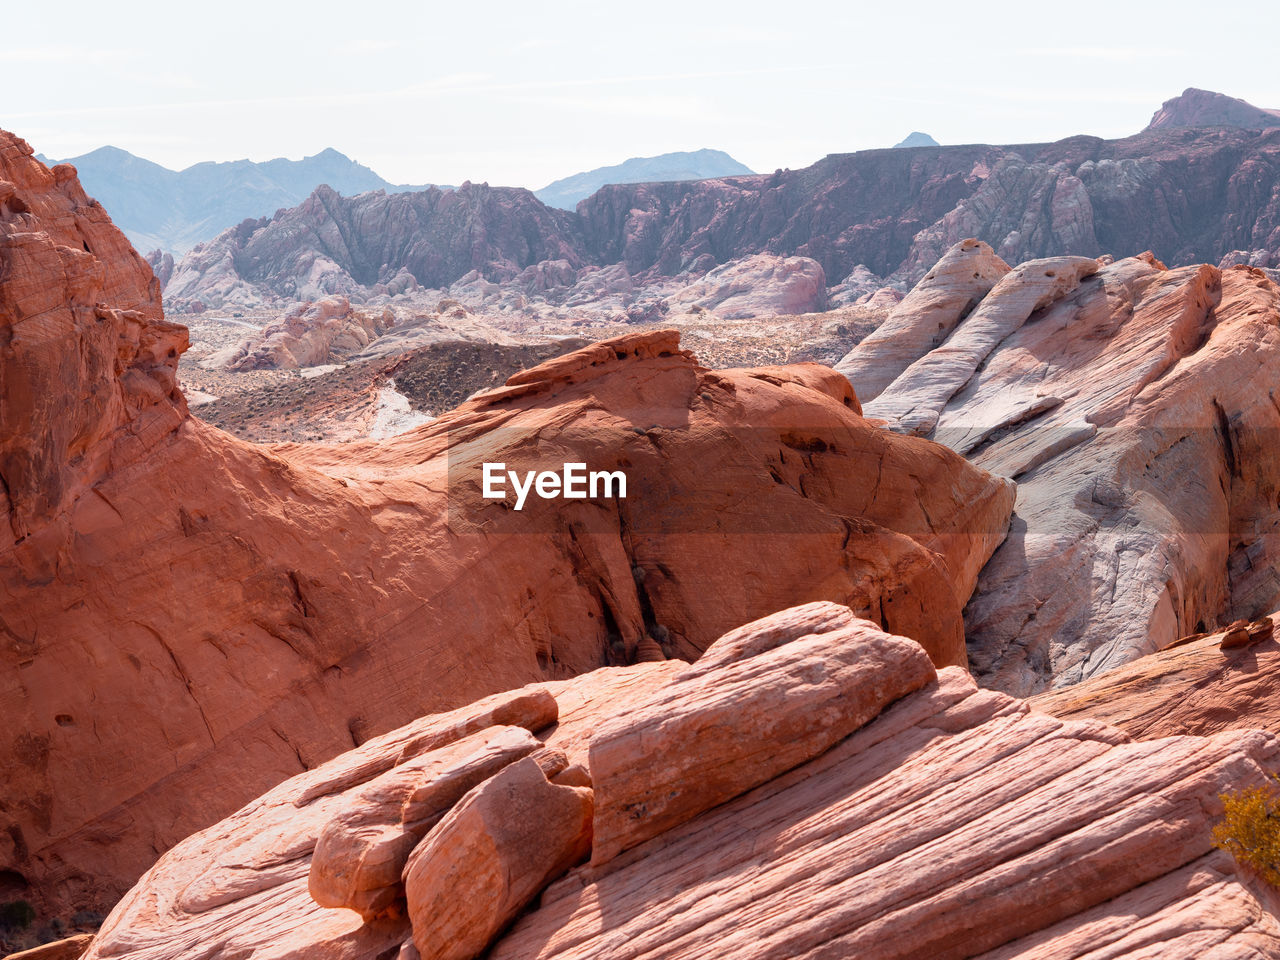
[2, 935, 94, 960]
[492, 670, 1280, 960]
[0, 133, 1013, 922]
[77, 609, 1280, 960]
[403, 757, 593, 960]
[0, 134, 184, 541]
[1032, 618, 1280, 739]
[307, 724, 544, 919]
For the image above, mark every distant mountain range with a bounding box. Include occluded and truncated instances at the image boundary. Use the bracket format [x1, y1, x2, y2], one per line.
[161, 89, 1280, 313]
[45, 146, 756, 253]
[36, 146, 434, 255]
[533, 149, 754, 210]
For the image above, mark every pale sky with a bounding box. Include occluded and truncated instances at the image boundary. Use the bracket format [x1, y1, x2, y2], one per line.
[7, 0, 1280, 188]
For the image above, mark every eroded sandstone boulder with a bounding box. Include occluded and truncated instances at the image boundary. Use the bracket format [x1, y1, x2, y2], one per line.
[403, 757, 593, 960]
[307, 724, 545, 919]
[588, 605, 935, 864]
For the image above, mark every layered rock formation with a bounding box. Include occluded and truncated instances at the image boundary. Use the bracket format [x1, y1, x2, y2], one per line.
[835, 240, 1280, 696]
[0, 133, 186, 544]
[164, 182, 584, 310]
[0, 133, 1015, 923]
[78, 605, 1280, 960]
[204, 296, 395, 370]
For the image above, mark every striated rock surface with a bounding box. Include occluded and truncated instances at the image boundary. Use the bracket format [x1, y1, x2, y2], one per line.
[0, 143, 1012, 922]
[1032, 618, 1280, 739]
[78, 606, 1280, 960]
[204, 296, 395, 370]
[667, 253, 826, 318]
[587, 606, 934, 864]
[836, 240, 1280, 695]
[834, 238, 1010, 401]
[494, 673, 1280, 960]
[861, 253, 1100, 435]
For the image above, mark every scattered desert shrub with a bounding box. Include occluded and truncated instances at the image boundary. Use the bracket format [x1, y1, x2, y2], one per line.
[1212, 779, 1280, 885]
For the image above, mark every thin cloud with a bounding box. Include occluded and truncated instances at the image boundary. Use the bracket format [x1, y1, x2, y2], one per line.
[1020, 47, 1185, 61]
[0, 45, 133, 64]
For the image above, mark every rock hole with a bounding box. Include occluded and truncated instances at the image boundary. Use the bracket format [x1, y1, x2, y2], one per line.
[0, 871, 27, 897]
[1044, 270, 1056, 277]
[54, 714, 74, 727]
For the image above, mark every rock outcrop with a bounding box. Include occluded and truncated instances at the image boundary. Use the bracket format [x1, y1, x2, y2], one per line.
[77, 605, 1280, 960]
[835, 240, 1280, 696]
[1033, 617, 1280, 739]
[0, 136, 1014, 923]
[403, 756, 594, 960]
[1146, 87, 1280, 131]
[0, 132, 184, 544]
[834, 238, 1011, 401]
[204, 296, 395, 370]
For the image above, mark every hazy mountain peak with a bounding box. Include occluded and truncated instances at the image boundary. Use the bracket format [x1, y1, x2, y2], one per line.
[893, 132, 940, 149]
[49, 145, 432, 254]
[535, 149, 754, 210]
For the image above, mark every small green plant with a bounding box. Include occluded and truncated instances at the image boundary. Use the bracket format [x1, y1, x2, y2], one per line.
[1212, 779, 1280, 885]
